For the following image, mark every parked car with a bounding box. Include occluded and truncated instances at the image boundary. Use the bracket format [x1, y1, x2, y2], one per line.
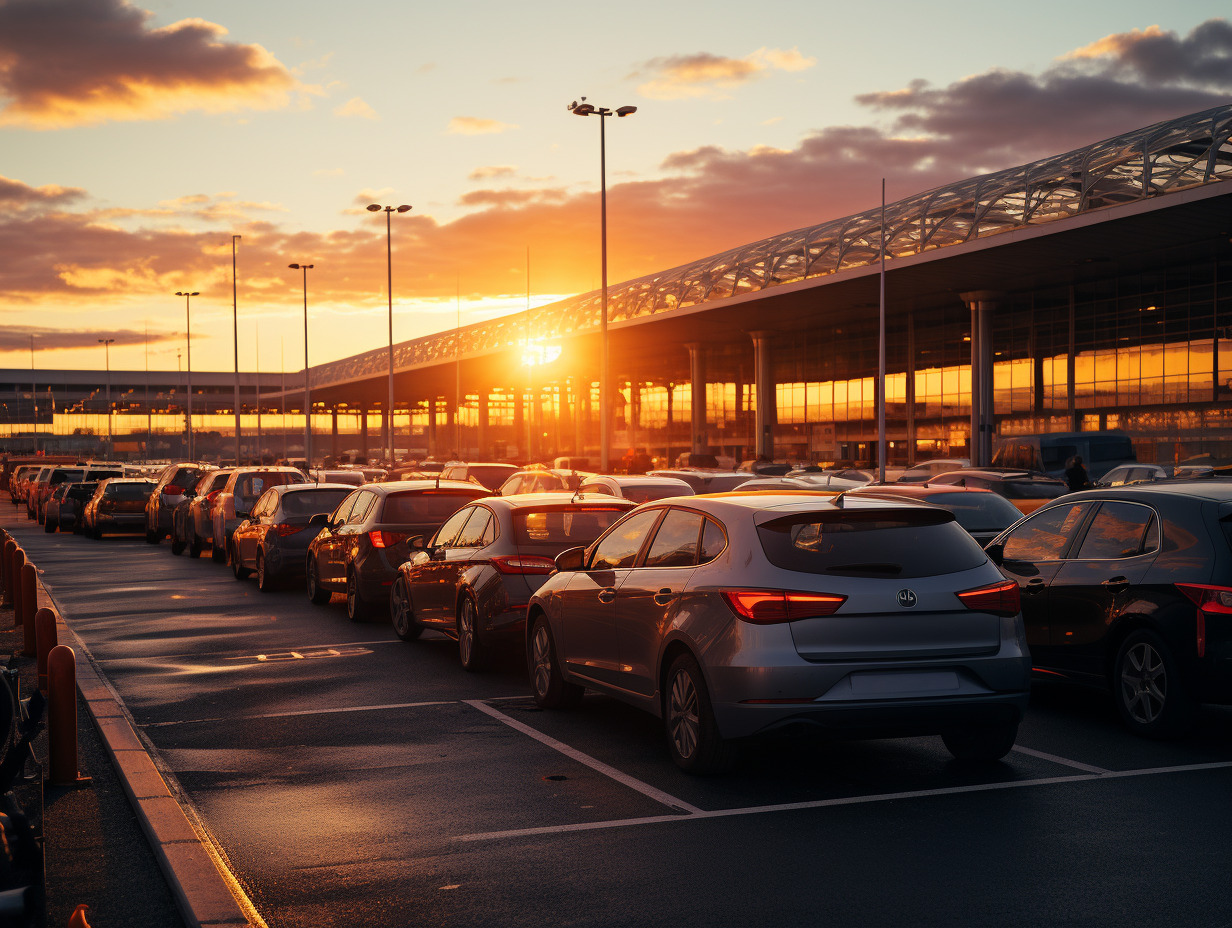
[497, 469, 590, 496]
[309, 469, 366, 486]
[439, 462, 518, 491]
[528, 493, 1030, 772]
[849, 484, 1026, 547]
[737, 475, 855, 493]
[1094, 463, 1215, 487]
[736, 460, 794, 476]
[897, 458, 970, 484]
[58, 481, 100, 534]
[82, 478, 157, 538]
[986, 483, 1232, 738]
[9, 465, 39, 504]
[991, 430, 1135, 482]
[230, 483, 356, 591]
[645, 469, 756, 494]
[577, 475, 696, 503]
[305, 480, 490, 620]
[43, 484, 71, 532]
[926, 468, 1069, 514]
[392, 494, 637, 670]
[178, 469, 236, 558]
[145, 462, 214, 543]
[212, 467, 308, 564]
[24, 466, 52, 520]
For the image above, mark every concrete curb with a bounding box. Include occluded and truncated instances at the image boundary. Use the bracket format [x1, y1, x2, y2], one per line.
[34, 578, 262, 928]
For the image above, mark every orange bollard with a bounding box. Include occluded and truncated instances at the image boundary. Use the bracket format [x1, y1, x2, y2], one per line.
[68, 904, 92, 928]
[47, 645, 89, 787]
[10, 547, 24, 627]
[35, 608, 57, 691]
[19, 563, 36, 657]
[0, 538, 11, 605]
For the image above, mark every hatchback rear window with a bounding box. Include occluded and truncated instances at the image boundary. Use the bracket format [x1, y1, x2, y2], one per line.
[757, 509, 986, 578]
[515, 507, 630, 546]
[380, 491, 481, 523]
[106, 482, 155, 500]
[281, 488, 353, 518]
[69, 483, 98, 500]
[50, 469, 84, 484]
[466, 466, 518, 489]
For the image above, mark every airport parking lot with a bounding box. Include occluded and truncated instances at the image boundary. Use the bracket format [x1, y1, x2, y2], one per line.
[9, 507, 1232, 928]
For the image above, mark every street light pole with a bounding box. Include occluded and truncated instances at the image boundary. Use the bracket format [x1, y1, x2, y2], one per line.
[175, 291, 199, 459]
[366, 203, 412, 464]
[98, 338, 115, 458]
[232, 234, 242, 465]
[567, 98, 636, 470]
[288, 264, 314, 466]
[29, 335, 37, 454]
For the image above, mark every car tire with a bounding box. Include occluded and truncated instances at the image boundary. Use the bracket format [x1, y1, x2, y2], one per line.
[232, 543, 251, 580]
[390, 576, 422, 641]
[664, 652, 735, 775]
[44, 518, 55, 534]
[210, 541, 225, 563]
[457, 594, 487, 672]
[1113, 629, 1197, 739]
[942, 719, 1019, 763]
[307, 558, 330, 605]
[345, 570, 370, 622]
[145, 528, 159, 544]
[188, 528, 203, 559]
[529, 615, 582, 709]
[256, 552, 275, 593]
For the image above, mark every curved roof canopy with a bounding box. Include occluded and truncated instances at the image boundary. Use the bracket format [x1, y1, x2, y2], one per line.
[312, 104, 1232, 390]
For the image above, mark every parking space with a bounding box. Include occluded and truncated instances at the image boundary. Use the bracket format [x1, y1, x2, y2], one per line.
[8, 508, 1232, 927]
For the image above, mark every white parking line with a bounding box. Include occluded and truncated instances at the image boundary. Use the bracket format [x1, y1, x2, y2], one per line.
[144, 699, 456, 728]
[456, 759, 1232, 842]
[463, 699, 703, 816]
[1010, 745, 1110, 774]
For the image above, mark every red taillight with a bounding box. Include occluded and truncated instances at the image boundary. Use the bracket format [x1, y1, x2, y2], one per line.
[1175, 583, 1232, 658]
[274, 523, 304, 537]
[164, 484, 185, 496]
[721, 590, 846, 624]
[956, 579, 1021, 617]
[490, 554, 557, 575]
[368, 530, 407, 549]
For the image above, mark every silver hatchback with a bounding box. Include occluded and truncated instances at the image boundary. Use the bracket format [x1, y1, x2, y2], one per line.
[527, 493, 1030, 773]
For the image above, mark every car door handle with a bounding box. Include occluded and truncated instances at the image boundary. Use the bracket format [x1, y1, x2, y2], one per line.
[597, 588, 616, 604]
[1023, 578, 1047, 594]
[1101, 576, 1129, 590]
[653, 588, 677, 606]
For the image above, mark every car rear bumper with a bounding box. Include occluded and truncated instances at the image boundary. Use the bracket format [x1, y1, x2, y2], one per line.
[97, 513, 146, 534]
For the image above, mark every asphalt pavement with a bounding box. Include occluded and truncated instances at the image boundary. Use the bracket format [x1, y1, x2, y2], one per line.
[4, 504, 1232, 928]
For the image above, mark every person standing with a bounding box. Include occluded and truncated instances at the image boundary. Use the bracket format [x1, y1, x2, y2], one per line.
[1065, 454, 1090, 492]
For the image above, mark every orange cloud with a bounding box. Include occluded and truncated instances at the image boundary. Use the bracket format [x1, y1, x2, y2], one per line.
[634, 47, 816, 100]
[0, 0, 298, 128]
[469, 165, 518, 180]
[334, 97, 378, 119]
[447, 116, 517, 135]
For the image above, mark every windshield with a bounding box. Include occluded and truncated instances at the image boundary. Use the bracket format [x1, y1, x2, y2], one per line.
[380, 491, 483, 524]
[467, 465, 518, 490]
[921, 492, 1023, 532]
[514, 507, 630, 546]
[1001, 480, 1068, 500]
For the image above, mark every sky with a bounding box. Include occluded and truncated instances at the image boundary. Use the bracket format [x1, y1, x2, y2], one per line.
[2, 0, 1231, 375]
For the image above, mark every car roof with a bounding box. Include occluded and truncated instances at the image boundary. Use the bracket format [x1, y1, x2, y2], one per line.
[277, 482, 356, 493]
[586, 474, 693, 486]
[1060, 483, 1232, 503]
[478, 492, 636, 510]
[933, 468, 1061, 482]
[666, 492, 916, 515]
[373, 479, 489, 494]
[852, 484, 998, 498]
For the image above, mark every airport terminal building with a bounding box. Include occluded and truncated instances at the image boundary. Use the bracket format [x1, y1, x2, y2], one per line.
[3, 104, 1231, 466]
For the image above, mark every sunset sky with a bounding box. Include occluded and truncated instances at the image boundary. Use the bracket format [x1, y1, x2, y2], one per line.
[2, 0, 1231, 375]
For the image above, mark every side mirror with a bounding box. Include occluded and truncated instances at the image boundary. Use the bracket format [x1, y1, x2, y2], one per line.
[309, 512, 329, 527]
[984, 541, 1004, 566]
[554, 546, 586, 573]
[408, 535, 426, 551]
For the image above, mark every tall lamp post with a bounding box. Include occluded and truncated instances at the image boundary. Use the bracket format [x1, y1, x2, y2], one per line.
[175, 291, 199, 459]
[288, 264, 314, 466]
[231, 234, 242, 465]
[567, 97, 636, 470]
[98, 338, 115, 457]
[366, 203, 412, 464]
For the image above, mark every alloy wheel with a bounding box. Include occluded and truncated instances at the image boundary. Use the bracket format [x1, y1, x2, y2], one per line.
[458, 599, 475, 666]
[668, 669, 700, 761]
[531, 625, 552, 698]
[1120, 640, 1166, 725]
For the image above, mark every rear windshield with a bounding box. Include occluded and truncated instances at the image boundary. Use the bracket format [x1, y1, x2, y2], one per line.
[86, 469, 123, 480]
[757, 509, 987, 578]
[380, 491, 481, 524]
[1001, 480, 1067, 500]
[921, 492, 1023, 533]
[515, 507, 630, 546]
[169, 467, 206, 487]
[69, 483, 98, 500]
[467, 466, 518, 489]
[105, 481, 155, 499]
[622, 483, 693, 504]
[50, 469, 84, 484]
[236, 471, 304, 500]
[281, 488, 353, 519]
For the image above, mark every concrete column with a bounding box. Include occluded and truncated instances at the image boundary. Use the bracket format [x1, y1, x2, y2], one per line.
[686, 343, 707, 454]
[906, 313, 916, 465]
[749, 331, 776, 459]
[446, 403, 456, 458]
[359, 409, 369, 461]
[331, 407, 339, 461]
[961, 291, 1003, 467]
[476, 388, 489, 460]
[513, 387, 525, 460]
[427, 397, 438, 458]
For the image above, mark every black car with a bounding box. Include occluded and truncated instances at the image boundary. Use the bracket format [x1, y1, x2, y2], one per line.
[305, 480, 489, 621]
[391, 494, 637, 670]
[986, 483, 1232, 738]
[230, 483, 356, 591]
